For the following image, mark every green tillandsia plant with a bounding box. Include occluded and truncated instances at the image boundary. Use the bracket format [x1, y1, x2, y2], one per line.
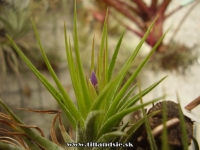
[1, 1, 196, 150]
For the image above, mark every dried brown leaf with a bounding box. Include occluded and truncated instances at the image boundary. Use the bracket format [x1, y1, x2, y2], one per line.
[13, 123, 45, 137]
[58, 115, 73, 143]
[0, 119, 18, 130]
[15, 108, 62, 114]
[0, 128, 26, 136]
[0, 112, 12, 120]
[50, 112, 61, 146]
[0, 137, 26, 148]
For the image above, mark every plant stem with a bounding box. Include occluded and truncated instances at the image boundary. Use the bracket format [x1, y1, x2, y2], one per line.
[150, 0, 158, 11]
[110, 10, 144, 38]
[102, 0, 145, 29]
[158, 0, 171, 16]
[118, 0, 141, 16]
[131, 0, 152, 18]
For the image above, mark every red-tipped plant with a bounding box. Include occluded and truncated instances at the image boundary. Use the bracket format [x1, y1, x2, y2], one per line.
[94, 0, 198, 52]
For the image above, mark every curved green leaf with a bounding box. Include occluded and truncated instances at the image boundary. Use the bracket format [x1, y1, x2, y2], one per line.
[104, 25, 169, 123]
[119, 76, 167, 111]
[120, 110, 160, 144]
[96, 98, 160, 140]
[192, 137, 200, 150]
[108, 29, 125, 81]
[64, 23, 87, 119]
[85, 111, 103, 142]
[6, 34, 78, 129]
[97, 131, 127, 143]
[73, 0, 91, 113]
[31, 20, 83, 127]
[0, 142, 26, 150]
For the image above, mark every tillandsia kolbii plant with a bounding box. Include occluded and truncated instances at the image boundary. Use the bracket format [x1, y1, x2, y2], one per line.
[0, 1, 198, 150]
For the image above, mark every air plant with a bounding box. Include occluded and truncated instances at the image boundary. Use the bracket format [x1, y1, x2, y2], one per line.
[93, 0, 197, 51]
[0, 0, 60, 75]
[0, 1, 198, 150]
[92, 0, 199, 71]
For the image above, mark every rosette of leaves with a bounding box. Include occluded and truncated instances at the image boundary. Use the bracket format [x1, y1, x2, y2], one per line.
[92, 0, 199, 72]
[0, 1, 198, 150]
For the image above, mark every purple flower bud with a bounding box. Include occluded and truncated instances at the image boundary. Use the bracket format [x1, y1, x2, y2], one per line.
[90, 71, 98, 87]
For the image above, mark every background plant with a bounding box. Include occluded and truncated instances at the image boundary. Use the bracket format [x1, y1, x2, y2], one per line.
[93, 0, 196, 51]
[0, 0, 62, 107]
[0, 0, 61, 76]
[0, 1, 198, 150]
[90, 0, 199, 72]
